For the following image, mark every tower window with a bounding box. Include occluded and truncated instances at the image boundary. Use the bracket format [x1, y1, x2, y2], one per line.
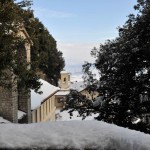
[64, 77, 66, 82]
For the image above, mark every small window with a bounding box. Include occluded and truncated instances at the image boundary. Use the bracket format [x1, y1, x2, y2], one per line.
[57, 98, 62, 103]
[68, 75, 70, 81]
[64, 77, 66, 82]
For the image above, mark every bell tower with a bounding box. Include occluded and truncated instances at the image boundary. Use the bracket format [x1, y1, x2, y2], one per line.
[60, 71, 70, 89]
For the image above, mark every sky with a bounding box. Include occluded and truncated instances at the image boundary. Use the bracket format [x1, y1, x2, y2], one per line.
[31, 0, 137, 73]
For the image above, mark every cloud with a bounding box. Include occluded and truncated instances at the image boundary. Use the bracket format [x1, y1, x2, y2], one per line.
[33, 8, 76, 19]
[57, 41, 102, 76]
[57, 41, 99, 66]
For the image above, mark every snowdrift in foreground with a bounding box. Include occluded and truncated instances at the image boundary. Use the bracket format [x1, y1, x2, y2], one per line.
[1, 121, 150, 150]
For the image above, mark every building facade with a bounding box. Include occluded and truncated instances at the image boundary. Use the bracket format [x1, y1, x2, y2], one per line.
[31, 71, 71, 123]
[32, 94, 56, 122]
[31, 79, 60, 123]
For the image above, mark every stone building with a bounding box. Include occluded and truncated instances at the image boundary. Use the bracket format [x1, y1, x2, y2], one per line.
[31, 79, 60, 122]
[55, 71, 71, 108]
[0, 26, 33, 123]
[31, 71, 70, 123]
[59, 71, 71, 89]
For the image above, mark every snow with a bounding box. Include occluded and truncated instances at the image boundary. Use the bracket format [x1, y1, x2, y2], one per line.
[18, 110, 26, 120]
[0, 121, 150, 149]
[60, 70, 68, 74]
[70, 81, 86, 92]
[0, 117, 10, 124]
[0, 111, 26, 123]
[31, 79, 59, 110]
[55, 90, 70, 96]
[93, 95, 104, 107]
[132, 118, 141, 124]
[56, 109, 99, 121]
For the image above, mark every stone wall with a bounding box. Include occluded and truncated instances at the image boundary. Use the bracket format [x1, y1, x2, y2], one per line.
[17, 27, 32, 123]
[18, 88, 31, 123]
[0, 27, 32, 124]
[60, 72, 70, 89]
[0, 78, 18, 123]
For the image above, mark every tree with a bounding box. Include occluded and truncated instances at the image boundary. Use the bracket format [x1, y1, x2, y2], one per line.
[63, 0, 150, 133]
[0, 0, 41, 92]
[93, 0, 150, 129]
[0, 0, 65, 91]
[22, 11, 65, 86]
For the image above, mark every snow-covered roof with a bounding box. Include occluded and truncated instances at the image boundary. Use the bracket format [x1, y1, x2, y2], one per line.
[55, 90, 70, 96]
[31, 79, 60, 110]
[70, 81, 86, 92]
[0, 121, 150, 149]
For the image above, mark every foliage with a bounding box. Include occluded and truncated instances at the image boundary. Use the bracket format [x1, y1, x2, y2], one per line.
[63, 0, 150, 133]
[0, 0, 42, 92]
[22, 10, 65, 86]
[0, 0, 65, 92]
[93, 0, 150, 127]
[63, 89, 93, 120]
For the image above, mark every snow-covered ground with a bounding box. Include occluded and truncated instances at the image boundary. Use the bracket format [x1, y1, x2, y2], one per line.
[0, 117, 10, 123]
[1, 75, 149, 149]
[0, 121, 150, 149]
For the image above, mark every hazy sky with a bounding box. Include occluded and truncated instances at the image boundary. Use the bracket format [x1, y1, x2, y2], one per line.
[32, 0, 137, 73]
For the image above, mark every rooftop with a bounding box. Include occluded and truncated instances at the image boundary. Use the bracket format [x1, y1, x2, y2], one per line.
[55, 90, 70, 96]
[31, 79, 60, 110]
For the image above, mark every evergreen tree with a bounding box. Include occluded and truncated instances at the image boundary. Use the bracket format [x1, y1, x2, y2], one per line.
[63, 0, 150, 133]
[0, 0, 65, 91]
[93, 0, 150, 127]
[22, 10, 65, 86]
[0, 0, 41, 92]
